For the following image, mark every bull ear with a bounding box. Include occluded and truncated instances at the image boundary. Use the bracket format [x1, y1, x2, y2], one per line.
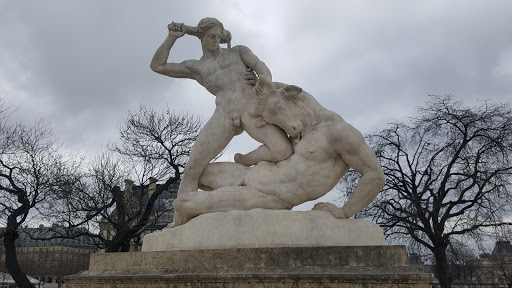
[282, 85, 302, 99]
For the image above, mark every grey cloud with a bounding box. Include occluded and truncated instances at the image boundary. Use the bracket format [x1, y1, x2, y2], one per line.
[1, 0, 511, 157]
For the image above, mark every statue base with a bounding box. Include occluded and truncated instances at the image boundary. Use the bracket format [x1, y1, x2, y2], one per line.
[66, 210, 433, 287]
[65, 246, 434, 287]
[142, 209, 386, 251]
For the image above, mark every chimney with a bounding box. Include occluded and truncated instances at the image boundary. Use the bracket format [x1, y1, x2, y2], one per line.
[148, 177, 158, 198]
[124, 179, 134, 194]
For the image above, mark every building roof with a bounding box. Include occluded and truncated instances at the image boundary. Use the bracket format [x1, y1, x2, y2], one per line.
[15, 225, 97, 250]
[111, 180, 178, 222]
[492, 240, 512, 255]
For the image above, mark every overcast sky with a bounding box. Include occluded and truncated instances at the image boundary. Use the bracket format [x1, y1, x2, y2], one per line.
[1, 1, 511, 209]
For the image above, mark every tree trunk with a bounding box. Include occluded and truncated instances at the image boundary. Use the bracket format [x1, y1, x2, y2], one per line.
[433, 245, 452, 288]
[105, 232, 132, 252]
[3, 228, 35, 288]
[120, 239, 131, 252]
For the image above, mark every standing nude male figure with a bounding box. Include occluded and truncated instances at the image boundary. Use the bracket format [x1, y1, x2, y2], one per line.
[150, 18, 293, 224]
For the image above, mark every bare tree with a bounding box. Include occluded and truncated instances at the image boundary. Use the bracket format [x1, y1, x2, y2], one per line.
[445, 239, 478, 283]
[0, 99, 78, 288]
[484, 237, 512, 287]
[112, 105, 202, 183]
[43, 105, 202, 252]
[341, 96, 512, 288]
[104, 106, 201, 251]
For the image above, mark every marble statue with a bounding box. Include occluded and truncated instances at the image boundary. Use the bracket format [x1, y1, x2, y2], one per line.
[150, 17, 385, 227]
[173, 76, 386, 224]
[150, 18, 294, 225]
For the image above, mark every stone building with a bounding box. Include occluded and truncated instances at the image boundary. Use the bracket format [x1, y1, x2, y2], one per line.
[99, 178, 178, 252]
[472, 240, 512, 286]
[1, 180, 178, 285]
[0, 225, 97, 285]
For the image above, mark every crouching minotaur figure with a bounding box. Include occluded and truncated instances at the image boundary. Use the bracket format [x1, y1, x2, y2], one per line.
[173, 76, 386, 224]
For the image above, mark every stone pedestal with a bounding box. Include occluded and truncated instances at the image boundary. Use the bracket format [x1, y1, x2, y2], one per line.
[66, 210, 433, 287]
[66, 246, 433, 287]
[143, 210, 386, 251]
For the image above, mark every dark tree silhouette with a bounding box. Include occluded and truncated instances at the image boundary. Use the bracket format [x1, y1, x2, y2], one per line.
[0, 99, 78, 288]
[341, 96, 512, 288]
[43, 105, 202, 252]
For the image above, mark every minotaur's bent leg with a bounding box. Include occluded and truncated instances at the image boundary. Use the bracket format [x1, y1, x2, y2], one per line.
[173, 186, 292, 221]
[198, 162, 250, 191]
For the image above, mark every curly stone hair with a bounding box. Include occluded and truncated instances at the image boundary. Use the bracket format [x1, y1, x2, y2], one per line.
[196, 17, 232, 47]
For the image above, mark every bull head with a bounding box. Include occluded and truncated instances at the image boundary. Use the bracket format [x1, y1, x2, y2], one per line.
[249, 77, 305, 138]
[249, 77, 303, 117]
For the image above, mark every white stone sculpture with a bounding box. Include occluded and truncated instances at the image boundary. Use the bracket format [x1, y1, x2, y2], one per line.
[150, 18, 294, 225]
[151, 17, 385, 228]
[173, 76, 386, 224]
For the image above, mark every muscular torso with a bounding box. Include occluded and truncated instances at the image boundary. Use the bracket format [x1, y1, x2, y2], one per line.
[246, 122, 350, 206]
[190, 47, 255, 117]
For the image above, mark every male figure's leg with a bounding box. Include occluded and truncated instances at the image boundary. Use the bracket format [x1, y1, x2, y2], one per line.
[174, 110, 241, 226]
[178, 109, 241, 195]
